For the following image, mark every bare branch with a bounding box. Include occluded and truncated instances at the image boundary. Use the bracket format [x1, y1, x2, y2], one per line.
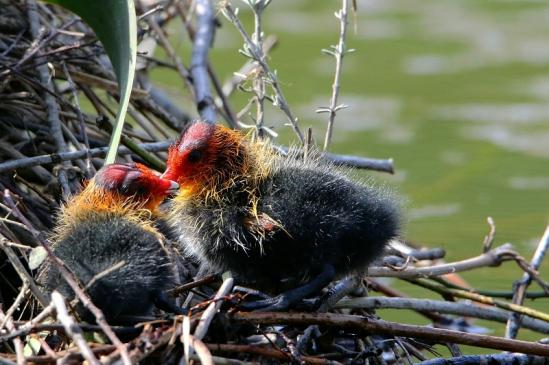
[232, 312, 549, 357]
[334, 296, 549, 334]
[221, 1, 305, 143]
[322, 0, 350, 151]
[505, 225, 549, 339]
[191, 0, 217, 123]
[51, 291, 100, 365]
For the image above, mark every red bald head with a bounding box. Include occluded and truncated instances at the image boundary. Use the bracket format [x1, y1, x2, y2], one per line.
[163, 121, 247, 194]
[95, 163, 178, 207]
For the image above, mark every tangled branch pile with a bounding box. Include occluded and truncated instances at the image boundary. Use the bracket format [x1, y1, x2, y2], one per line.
[0, 0, 548, 364]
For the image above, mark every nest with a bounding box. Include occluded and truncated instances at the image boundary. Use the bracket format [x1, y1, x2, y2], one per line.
[0, 1, 548, 364]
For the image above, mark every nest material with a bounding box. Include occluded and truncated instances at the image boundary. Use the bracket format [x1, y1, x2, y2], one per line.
[0, 1, 548, 364]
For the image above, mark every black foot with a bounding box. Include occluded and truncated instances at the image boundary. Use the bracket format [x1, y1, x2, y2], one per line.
[317, 275, 361, 312]
[239, 264, 336, 311]
[154, 291, 188, 315]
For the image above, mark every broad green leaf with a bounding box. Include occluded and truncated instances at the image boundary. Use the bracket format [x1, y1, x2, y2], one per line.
[44, 0, 137, 165]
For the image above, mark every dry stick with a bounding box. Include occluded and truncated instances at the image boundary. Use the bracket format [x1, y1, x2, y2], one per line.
[221, 35, 277, 99]
[27, 0, 71, 199]
[55, 67, 149, 98]
[416, 354, 547, 365]
[0, 304, 54, 344]
[409, 278, 549, 323]
[0, 140, 171, 173]
[0, 282, 29, 331]
[0, 237, 48, 308]
[60, 62, 94, 177]
[232, 312, 549, 357]
[8, 345, 117, 365]
[0, 140, 392, 174]
[334, 297, 549, 334]
[206, 343, 340, 365]
[367, 243, 517, 278]
[50, 291, 100, 365]
[0, 309, 24, 365]
[1, 193, 132, 365]
[221, 1, 305, 143]
[147, 17, 194, 95]
[168, 274, 217, 296]
[321, 0, 350, 151]
[243, 0, 268, 138]
[190, 0, 217, 123]
[194, 278, 234, 339]
[506, 225, 549, 339]
[175, 1, 238, 129]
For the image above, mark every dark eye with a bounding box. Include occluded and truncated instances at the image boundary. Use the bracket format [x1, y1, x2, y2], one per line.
[188, 149, 203, 163]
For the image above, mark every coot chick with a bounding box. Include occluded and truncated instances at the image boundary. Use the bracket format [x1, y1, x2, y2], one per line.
[163, 121, 401, 310]
[39, 163, 182, 324]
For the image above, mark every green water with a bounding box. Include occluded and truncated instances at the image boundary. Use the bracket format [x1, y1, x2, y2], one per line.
[152, 0, 549, 354]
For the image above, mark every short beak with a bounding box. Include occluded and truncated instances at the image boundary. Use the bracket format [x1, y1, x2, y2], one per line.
[166, 180, 179, 195]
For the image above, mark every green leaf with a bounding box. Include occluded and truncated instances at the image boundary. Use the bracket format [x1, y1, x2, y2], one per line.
[44, 0, 137, 165]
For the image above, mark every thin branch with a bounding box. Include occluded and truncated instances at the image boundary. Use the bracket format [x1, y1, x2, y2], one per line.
[0, 236, 49, 307]
[190, 0, 217, 123]
[367, 243, 518, 278]
[207, 343, 340, 365]
[232, 312, 549, 357]
[409, 278, 549, 323]
[416, 353, 548, 365]
[334, 296, 549, 334]
[0, 309, 24, 365]
[27, 0, 71, 199]
[194, 278, 234, 340]
[505, 224, 549, 339]
[221, 1, 305, 143]
[51, 291, 100, 365]
[322, 0, 350, 151]
[0, 140, 171, 173]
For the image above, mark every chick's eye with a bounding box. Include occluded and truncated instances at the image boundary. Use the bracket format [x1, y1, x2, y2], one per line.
[187, 149, 203, 163]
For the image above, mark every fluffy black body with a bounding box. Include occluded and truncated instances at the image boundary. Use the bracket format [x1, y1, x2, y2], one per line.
[39, 215, 176, 324]
[171, 155, 400, 288]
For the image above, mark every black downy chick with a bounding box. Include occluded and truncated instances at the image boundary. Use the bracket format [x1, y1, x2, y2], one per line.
[163, 121, 401, 310]
[39, 163, 182, 324]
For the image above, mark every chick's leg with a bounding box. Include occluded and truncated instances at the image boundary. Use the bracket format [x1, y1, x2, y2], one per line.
[239, 264, 336, 311]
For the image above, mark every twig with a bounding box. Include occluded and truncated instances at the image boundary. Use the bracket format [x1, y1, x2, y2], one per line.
[190, 0, 217, 123]
[416, 353, 548, 365]
[0, 140, 171, 173]
[409, 278, 549, 323]
[175, 2, 238, 128]
[334, 297, 549, 334]
[232, 312, 549, 357]
[482, 216, 496, 253]
[221, 1, 305, 143]
[367, 243, 519, 278]
[0, 282, 29, 330]
[51, 291, 100, 365]
[0, 309, 24, 365]
[0, 304, 54, 344]
[506, 225, 549, 339]
[207, 343, 340, 365]
[194, 278, 234, 339]
[320, 0, 351, 151]
[27, 0, 71, 199]
[0, 236, 48, 307]
[169, 274, 217, 296]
